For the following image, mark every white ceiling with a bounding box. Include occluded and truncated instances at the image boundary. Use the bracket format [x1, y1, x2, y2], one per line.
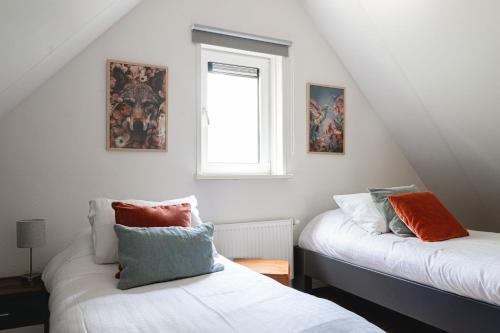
[303, 0, 500, 230]
[0, 0, 142, 117]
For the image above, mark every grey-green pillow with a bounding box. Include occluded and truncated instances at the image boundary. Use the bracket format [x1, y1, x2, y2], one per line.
[368, 185, 419, 237]
[114, 223, 224, 290]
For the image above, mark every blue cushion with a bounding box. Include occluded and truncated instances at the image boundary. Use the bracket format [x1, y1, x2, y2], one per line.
[368, 185, 419, 237]
[114, 223, 224, 290]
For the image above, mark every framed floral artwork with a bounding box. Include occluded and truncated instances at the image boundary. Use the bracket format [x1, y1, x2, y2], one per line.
[307, 83, 345, 154]
[107, 60, 168, 151]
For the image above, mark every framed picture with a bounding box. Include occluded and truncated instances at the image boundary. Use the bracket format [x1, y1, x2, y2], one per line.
[307, 83, 345, 154]
[107, 60, 168, 151]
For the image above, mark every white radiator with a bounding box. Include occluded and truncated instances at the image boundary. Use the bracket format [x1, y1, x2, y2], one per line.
[213, 219, 295, 278]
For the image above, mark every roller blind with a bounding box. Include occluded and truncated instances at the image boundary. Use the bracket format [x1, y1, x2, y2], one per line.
[208, 62, 259, 78]
[192, 24, 291, 57]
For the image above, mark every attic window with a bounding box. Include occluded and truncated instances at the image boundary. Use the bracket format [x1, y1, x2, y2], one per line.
[192, 25, 292, 179]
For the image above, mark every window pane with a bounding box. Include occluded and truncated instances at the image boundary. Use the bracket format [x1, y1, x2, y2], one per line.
[207, 67, 259, 164]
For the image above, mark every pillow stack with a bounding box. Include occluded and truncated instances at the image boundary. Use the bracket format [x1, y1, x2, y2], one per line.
[334, 185, 468, 242]
[88, 195, 202, 264]
[88, 195, 223, 290]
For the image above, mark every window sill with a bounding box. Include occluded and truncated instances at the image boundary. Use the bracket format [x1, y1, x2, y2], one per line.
[196, 173, 294, 180]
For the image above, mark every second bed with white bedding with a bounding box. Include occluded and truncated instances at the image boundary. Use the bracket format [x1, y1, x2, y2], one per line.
[298, 209, 500, 306]
[43, 230, 382, 333]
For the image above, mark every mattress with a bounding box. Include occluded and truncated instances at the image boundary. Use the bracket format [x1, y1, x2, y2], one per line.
[298, 209, 500, 306]
[42, 229, 382, 333]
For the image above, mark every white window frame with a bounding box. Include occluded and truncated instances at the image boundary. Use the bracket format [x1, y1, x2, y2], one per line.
[197, 44, 289, 179]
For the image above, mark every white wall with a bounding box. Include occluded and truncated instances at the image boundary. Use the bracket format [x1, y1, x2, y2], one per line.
[0, 0, 423, 284]
[303, 0, 500, 232]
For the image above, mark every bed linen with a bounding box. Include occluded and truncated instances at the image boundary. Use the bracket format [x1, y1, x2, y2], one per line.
[298, 209, 500, 306]
[42, 229, 381, 333]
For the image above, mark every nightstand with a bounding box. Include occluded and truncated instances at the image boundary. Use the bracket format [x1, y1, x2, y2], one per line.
[234, 258, 290, 286]
[0, 276, 49, 332]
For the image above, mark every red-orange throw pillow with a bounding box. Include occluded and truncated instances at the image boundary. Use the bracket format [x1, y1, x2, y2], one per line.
[388, 192, 468, 242]
[112, 202, 192, 228]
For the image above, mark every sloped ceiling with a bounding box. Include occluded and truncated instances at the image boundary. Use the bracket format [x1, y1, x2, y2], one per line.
[0, 0, 142, 118]
[303, 0, 500, 231]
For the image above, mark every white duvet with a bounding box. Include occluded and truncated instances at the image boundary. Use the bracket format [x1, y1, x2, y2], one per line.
[42, 230, 381, 333]
[298, 209, 500, 306]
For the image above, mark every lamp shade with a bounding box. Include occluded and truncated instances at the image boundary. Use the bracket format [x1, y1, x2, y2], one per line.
[16, 219, 46, 248]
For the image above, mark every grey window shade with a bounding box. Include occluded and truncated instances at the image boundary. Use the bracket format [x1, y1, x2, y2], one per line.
[192, 24, 291, 57]
[208, 62, 259, 78]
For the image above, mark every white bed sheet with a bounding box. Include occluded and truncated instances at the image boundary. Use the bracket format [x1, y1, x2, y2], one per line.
[42, 229, 381, 333]
[298, 209, 500, 306]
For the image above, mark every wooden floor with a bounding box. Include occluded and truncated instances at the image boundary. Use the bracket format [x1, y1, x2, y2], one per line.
[310, 287, 446, 333]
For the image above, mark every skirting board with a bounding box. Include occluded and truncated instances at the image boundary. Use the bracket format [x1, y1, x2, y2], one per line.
[294, 247, 500, 333]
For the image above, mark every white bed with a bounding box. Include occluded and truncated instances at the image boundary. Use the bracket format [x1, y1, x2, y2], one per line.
[42, 229, 382, 333]
[298, 209, 500, 306]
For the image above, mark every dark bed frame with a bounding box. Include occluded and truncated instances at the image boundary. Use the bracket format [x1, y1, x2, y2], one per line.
[294, 247, 500, 333]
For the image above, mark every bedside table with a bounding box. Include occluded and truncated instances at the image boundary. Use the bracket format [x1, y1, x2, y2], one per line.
[234, 259, 290, 286]
[0, 276, 49, 332]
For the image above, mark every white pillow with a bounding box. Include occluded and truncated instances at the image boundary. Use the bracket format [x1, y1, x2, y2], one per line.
[88, 195, 201, 264]
[333, 193, 388, 234]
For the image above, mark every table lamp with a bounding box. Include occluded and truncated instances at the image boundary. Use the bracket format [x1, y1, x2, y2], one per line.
[17, 219, 46, 282]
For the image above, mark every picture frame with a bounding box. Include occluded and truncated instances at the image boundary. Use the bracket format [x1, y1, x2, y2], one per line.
[307, 83, 345, 154]
[106, 59, 168, 151]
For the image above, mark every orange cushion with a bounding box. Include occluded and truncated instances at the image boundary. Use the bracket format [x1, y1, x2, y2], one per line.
[388, 192, 468, 242]
[112, 202, 192, 228]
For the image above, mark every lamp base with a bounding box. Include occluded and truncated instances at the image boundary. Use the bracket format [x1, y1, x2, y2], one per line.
[20, 272, 41, 284]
